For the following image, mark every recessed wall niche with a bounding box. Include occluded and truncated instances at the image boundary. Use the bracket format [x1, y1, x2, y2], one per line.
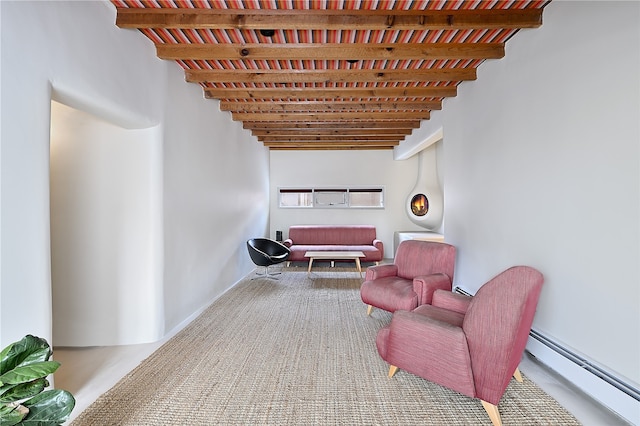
[49, 100, 162, 346]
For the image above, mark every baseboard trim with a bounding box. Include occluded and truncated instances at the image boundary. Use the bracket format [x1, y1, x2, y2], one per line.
[163, 275, 246, 341]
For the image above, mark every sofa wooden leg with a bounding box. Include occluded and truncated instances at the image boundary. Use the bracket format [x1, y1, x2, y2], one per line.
[481, 401, 502, 426]
[388, 365, 398, 378]
[513, 367, 523, 383]
[367, 305, 374, 316]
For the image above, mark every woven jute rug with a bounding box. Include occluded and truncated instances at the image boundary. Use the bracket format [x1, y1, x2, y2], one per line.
[71, 267, 580, 425]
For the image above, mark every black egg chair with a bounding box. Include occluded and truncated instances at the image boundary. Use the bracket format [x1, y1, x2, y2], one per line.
[246, 238, 291, 279]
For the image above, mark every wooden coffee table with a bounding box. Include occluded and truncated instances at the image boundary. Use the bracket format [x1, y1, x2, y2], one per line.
[304, 251, 366, 277]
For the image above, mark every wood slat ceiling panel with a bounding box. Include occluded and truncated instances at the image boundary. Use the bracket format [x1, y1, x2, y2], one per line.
[111, 0, 548, 150]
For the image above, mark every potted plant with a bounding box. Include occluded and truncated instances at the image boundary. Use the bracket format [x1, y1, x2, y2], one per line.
[0, 335, 75, 425]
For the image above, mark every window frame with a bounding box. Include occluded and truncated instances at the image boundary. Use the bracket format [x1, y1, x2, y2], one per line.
[278, 186, 384, 209]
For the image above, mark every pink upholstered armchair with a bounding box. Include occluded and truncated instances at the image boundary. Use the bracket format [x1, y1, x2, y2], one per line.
[375, 266, 544, 426]
[360, 240, 456, 315]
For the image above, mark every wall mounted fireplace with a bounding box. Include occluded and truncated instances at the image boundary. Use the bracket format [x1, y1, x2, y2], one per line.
[405, 145, 443, 230]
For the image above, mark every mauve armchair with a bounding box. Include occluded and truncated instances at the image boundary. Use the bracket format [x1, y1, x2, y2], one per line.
[375, 266, 544, 426]
[360, 240, 456, 315]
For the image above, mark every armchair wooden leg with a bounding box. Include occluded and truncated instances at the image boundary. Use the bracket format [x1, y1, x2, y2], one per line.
[366, 305, 374, 316]
[388, 365, 398, 378]
[513, 367, 523, 383]
[481, 400, 502, 426]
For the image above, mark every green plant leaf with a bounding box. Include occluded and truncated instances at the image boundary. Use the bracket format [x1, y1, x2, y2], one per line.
[18, 347, 52, 367]
[0, 378, 49, 403]
[0, 403, 29, 426]
[0, 336, 50, 376]
[22, 389, 75, 425]
[0, 344, 15, 372]
[0, 362, 60, 386]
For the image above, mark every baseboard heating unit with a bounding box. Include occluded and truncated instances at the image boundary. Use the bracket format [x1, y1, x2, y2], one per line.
[529, 330, 640, 402]
[528, 330, 639, 424]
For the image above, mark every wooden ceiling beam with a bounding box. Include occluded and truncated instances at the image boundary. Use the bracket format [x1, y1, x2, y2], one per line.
[220, 100, 442, 112]
[264, 141, 398, 148]
[232, 111, 429, 121]
[157, 43, 504, 61]
[268, 146, 393, 151]
[251, 128, 413, 136]
[205, 86, 457, 100]
[243, 121, 421, 129]
[186, 68, 475, 84]
[265, 145, 398, 151]
[259, 135, 403, 142]
[116, 9, 543, 30]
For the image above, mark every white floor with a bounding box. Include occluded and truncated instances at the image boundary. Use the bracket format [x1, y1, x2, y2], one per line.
[54, 342, 630, 425]
[55, 340, 164, 423]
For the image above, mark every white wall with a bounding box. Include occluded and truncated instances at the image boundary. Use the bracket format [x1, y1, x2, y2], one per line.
[0, 1, 269, 348]
[161, 66, 269, 332]
[442, 1, 639, 420]
[269, 149, 442, 257]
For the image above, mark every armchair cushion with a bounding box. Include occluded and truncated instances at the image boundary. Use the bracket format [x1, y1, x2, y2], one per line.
[394, 240, 456, 280]
[362, 277, 420, 313]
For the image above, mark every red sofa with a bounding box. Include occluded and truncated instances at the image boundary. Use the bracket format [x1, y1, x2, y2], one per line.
[283, 225, 384, 263]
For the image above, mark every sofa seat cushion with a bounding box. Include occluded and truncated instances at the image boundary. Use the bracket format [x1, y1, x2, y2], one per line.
[288, 245, 382, 262]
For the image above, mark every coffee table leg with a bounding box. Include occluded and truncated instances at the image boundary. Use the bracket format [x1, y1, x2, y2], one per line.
[355, 258, 362, 278]
[307, 258, 314, 275]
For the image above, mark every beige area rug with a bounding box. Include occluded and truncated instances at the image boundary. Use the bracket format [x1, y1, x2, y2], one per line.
[72, 267, 580, 425]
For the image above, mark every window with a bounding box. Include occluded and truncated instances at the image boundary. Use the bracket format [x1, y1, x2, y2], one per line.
[314, 189, 347, 207]
[349, 188, 384, 208]
[279, 188, 313, 207]
[278, 187, 384, 209]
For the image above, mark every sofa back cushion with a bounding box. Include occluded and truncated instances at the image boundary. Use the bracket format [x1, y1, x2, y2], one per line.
[288, 225, 376, 245]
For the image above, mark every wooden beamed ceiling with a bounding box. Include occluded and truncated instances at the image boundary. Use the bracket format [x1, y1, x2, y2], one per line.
[113, 1, 548, 151]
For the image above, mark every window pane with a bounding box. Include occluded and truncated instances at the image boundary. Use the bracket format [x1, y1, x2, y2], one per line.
[279, 189, 312, 207]
[315, 191, 347, 207]
[349, 189, 384, 207]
